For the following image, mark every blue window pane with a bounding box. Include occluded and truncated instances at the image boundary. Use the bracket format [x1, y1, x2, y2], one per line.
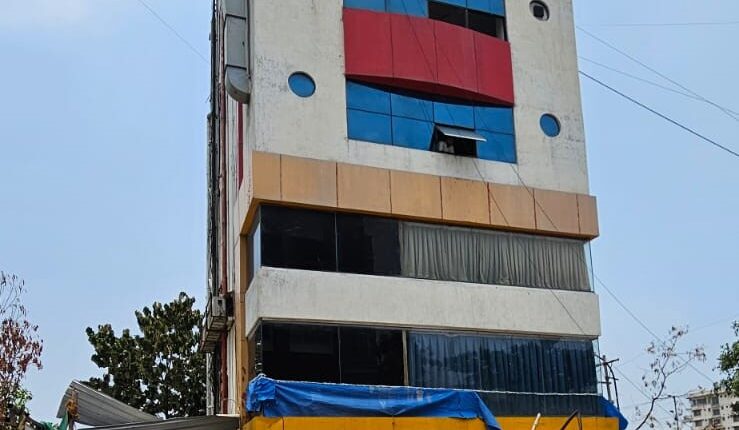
[433, 101, 475, 129]
[288, 73, 316, 97]
[348, 109, 393, 144]
[346, 81, 391, 114]
[387, 0, 428, 16]
[477, 131, 516, 163]
[474, 106, 514, 134]
[540, 114, 561, 137]
[392, 117, 433, 150]
[467, 0, 505, 16]
[343, 0, 386, 12]
[391, 93, 434, 121]
[433, 0, 466, 7]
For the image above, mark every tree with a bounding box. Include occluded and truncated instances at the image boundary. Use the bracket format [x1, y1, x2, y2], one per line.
[719, 321, 739, 413]
[86, 292, 205, 418]
[633, 327, 705, 430]
[0, 272, 43, 427]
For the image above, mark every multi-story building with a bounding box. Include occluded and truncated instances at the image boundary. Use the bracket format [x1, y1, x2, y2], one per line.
[689, 389, 739, 430]
[202, 1, 624, 429]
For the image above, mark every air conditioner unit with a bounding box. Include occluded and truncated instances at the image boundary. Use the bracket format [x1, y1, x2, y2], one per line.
[201, 293, 234, 352]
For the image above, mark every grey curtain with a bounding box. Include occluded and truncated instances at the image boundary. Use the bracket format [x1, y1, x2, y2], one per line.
[399, 222, 590, 291]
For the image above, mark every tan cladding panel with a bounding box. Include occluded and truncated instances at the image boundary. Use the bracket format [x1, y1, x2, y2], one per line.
[247, 151, 598, 238]
[578, 194, 600, 237]
[534, 189, 580, 234]
[252, 151, 281, 200]
[281, 155, 337, 207]
[441, 177, 490, 225]
[390, 170, 442, 219]
[337, 164, 392, 213]
[488, 183, 536, 230]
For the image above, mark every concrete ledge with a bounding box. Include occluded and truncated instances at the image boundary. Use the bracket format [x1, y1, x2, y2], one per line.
[245, 267, 601, 339]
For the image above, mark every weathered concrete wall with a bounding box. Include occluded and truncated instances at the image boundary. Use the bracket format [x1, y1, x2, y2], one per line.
[245, 0, 589, 195]
[245, 267, 601, 338]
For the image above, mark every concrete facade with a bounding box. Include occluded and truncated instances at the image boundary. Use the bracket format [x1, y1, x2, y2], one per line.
[205, 0, 606, 422]
[245, 267, 602, 338]
[244, 0, 589, 196]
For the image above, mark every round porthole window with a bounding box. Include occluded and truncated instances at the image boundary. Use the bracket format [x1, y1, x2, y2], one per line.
[288, 72, 316, 97]
[530, 1, 550, 21]
[540, 114, 561, 137]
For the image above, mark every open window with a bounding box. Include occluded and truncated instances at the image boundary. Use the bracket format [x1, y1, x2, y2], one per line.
[428, 1, 507, 40]
[431, 125, 486, 157]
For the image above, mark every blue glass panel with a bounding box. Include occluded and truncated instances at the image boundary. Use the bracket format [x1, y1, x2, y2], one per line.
[343, 0, 386, 12]
[540, 114, 561, 137]
[392, 116, 434, 150]
[387, 0, 428, 16]
[347, 109, 393, 145]
[433, 101, 475, 128]
[346, 81, 391, 114]
[467, 0, 505, 16]
[288, 73, 316, 97]
[477, 130, 516, 163]
[433, 0, 466, 7]
[391, 93, 434, 121]
[474, 106, 514, 134]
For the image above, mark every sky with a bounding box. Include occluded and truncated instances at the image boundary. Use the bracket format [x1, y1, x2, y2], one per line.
[0, 0, 737, 426]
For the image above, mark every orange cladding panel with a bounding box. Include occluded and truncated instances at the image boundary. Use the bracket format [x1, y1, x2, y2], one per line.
[534, 188, 580, 235]
[337, 163, 392, 213]
[577, 194, 600, 237]
[441, 177, 490, 225]
[390, 170, 442, 219]
[252, 151, 281, 201]
[280, 155, 337, 208]
[488, 182, 536, 230]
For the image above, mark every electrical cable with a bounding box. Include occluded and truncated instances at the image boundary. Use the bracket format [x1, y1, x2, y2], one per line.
[578, 57, 739, 116]
[136, 0, 209, 64]
[581, 21, 739, 28]
[579, 71, 739, 159]
[576, 26, 739, 122]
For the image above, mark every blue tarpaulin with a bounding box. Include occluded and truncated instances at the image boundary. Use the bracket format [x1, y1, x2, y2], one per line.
[246, 375, 502, 430]
[600, 397, 629, 430]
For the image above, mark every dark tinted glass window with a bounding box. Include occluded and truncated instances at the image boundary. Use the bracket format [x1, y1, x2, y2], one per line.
[468, 10, 506, 40]
[336, 214, 401, 276]
[339, 327, 404, 386]
[260, 205, 337, 271]
[261, 324, 340, 383]
[428, 1, 466, 27]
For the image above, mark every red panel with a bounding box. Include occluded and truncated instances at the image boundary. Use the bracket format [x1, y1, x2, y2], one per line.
[343, 9, 393, 79]
[391, 14, 437, 83]
[434, 20, 478, 94]
[343, 9, 513, 105]
[237, 103, 244, 186]
[474, 33, 515, 105]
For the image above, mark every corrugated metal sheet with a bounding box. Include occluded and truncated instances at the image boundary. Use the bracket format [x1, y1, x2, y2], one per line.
[90, 416, 240, 430]
[56, 381, 159, 426]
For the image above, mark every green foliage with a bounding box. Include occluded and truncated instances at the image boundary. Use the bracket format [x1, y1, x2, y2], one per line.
[719, 321, 739, 413]
[86, 293, 205, 418]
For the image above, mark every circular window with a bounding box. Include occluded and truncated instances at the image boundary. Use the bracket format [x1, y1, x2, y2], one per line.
[540, 114, 561, 137]
[288, 72, 316, 97]
[530, 1, 550, 21]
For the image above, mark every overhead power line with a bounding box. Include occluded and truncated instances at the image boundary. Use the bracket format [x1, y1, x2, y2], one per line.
[578, 57, 739, 116]
[136, 0, 209, 64]
[582, 21, 739, 28]
[576, 26, 739, 122]
[580, 70, 739, 159]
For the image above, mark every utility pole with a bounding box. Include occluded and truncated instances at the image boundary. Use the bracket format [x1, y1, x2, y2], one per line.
[598, 355, 621, 408]
[672, 395, 681, 430]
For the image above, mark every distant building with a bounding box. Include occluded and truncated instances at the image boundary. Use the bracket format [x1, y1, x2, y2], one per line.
[689, 389, 739, 430]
